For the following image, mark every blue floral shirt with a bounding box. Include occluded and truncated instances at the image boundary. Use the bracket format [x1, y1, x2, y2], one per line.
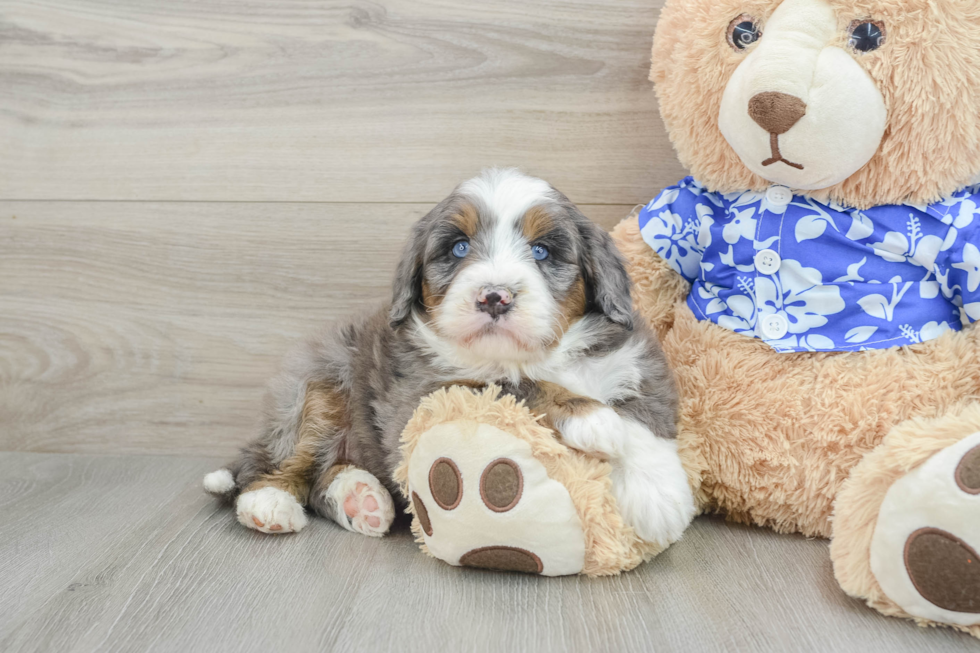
[638, 177, 980, 353]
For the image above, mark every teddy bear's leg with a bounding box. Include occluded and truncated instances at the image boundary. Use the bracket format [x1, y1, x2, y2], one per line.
[831, 404, 980, 634]
[308, 464, 395, 537]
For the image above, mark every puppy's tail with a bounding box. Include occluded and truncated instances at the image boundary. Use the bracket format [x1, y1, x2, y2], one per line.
[203, 468, 237, 497]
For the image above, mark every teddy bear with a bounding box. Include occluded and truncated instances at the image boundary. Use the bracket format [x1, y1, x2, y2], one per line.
[601, 0, 979, 636]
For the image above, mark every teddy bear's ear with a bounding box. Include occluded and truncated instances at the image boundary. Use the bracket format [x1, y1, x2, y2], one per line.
[565, 203, 634, 330]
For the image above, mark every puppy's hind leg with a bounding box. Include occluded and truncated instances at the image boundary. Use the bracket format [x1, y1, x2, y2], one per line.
[235, 459, 312, 535]
[233, 381, 349, 534]
[309, 464, 395, 538]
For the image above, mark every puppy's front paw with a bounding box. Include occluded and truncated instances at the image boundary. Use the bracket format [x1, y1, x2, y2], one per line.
[324, 468, 395, 537]
[612, 467, 695, 548]
[236, 487, 308, 534]
[557, 407, 626, 456]
[610, 434, 696, 548]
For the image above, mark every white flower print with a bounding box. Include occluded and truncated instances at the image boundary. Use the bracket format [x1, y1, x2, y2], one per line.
[900, 321, 951, 344]
[640, 179, 978, 353]
[644, 210, 703, 280]
[941, 198, 979, 229]
[722, 206, 757, 244]
[717, 293, 758, 333]
[870, 214, 944, 269]
[755, 259, 845, 334]
[921, 321, 952, 341]
[845, 212, 874, 241]
[834, 258, 867, 283]
[767, 334, 837, 352]
[844, 325, 878, 343]
[952, 242, 980, 293]
[857, 278, 914, 322]
[644, 188, 680, 213]
[695, 204, 715, 251]
[794, 200, 841, 242]
[697, 282, 728, 315]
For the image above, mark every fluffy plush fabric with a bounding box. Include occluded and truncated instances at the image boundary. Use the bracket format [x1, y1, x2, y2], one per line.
[613, 216, 980, 536]
[641, 0, 980, 633]
[651, 0, 980, 208]
[831, 405, 980, 638]
[613, 211, 980, 632]
[394, 385, 658, 576]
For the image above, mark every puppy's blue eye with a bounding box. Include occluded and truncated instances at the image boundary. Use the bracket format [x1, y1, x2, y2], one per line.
[452, 241, 470, 258]
[531, 244, 549, 261]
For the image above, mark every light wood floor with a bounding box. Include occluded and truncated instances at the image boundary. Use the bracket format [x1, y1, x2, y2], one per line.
[2, 452, 977, 653]
[1, 2, 975, 651]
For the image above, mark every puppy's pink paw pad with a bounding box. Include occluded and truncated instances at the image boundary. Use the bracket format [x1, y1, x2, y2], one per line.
[327, 469, 395, 538]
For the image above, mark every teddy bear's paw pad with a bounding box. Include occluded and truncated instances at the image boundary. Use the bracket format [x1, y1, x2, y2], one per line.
[411, 491, 433, 536]
[407, 420, 586, 576]
[480, 458, 523, 512]
[870, 432, 980, 626]
[459, 546, 543, 574]
[955, 443, 980, 494]
[325, 468, 394, 537]
[236, 487, 308, 534]
[904, 528, 980, 614]
[429, 457, 462, 510]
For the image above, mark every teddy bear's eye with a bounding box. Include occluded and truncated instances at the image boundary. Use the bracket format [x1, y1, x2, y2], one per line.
[727, 15, 762, 51]
[848, 20, 885, 52]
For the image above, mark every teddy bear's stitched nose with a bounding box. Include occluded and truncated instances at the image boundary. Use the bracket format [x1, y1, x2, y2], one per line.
[749, 92, 807, 135]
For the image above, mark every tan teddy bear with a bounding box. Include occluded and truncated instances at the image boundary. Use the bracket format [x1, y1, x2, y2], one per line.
[609, 0, 980, 636]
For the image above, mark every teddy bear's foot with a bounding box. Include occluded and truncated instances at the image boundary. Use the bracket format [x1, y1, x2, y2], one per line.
[405, 419, 588, 576]
[236, 486, 309, 534]
[870, 433, 980, 624]
[832, 406, 980, 636]
[322, 467, 395, 537]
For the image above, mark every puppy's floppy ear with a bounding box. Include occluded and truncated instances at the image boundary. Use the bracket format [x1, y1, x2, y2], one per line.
[389, 215, 430, 328]
[572, 206, 634, 330]
[390, 196, 459, 327]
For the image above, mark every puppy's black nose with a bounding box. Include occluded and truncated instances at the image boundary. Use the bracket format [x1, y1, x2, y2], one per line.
[477, 287, 513, 318]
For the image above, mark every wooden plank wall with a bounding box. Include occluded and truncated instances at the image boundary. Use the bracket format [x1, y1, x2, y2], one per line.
[0, 0, 686, 456]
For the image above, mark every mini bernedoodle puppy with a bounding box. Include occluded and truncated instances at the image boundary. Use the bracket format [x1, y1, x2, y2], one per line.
[205, 169, 696, 548]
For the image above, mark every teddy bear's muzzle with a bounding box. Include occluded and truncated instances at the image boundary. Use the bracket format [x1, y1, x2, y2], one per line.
[718, 0, 887, 191]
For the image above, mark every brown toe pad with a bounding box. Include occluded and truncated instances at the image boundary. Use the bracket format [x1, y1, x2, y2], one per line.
[904, 527, 980, 613]
[412, 491, 433, 537]
[955, 444, 980, 494]
[460, 546, 543, 574]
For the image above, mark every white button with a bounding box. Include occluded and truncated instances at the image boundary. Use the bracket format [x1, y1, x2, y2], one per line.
[761, 314, 789, 340]
[754, 249, 781, 275]
[766, 186, 793, 206]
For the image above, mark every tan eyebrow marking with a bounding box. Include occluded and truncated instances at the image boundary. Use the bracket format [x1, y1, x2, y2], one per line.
[520, 205, 555, 242]
[449, 202, 479, 238]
